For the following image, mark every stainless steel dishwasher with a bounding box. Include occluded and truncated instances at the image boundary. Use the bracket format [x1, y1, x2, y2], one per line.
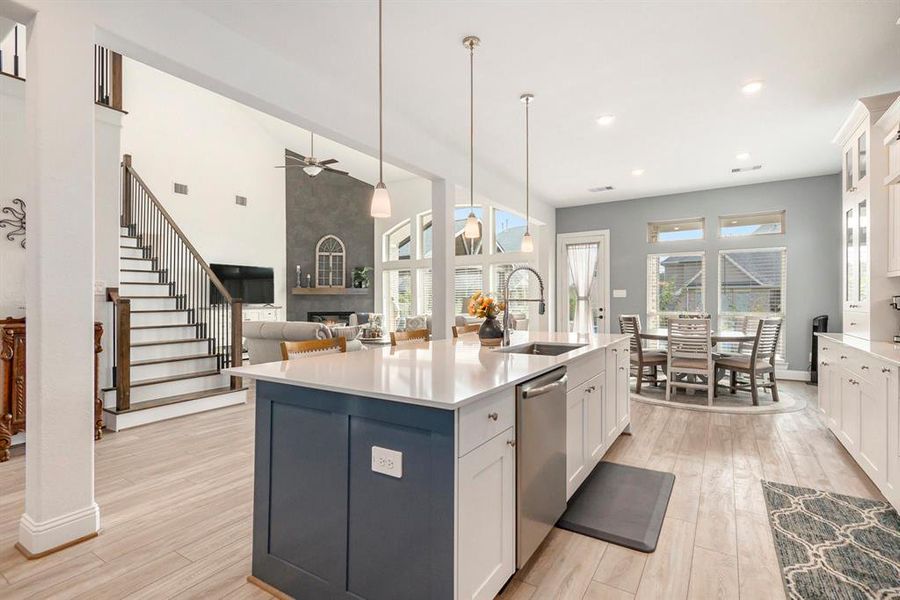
[516, 367, 568, 568]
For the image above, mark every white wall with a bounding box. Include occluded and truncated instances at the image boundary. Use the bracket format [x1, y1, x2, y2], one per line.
[120, 58, 288, 308]
[0, 75, 27, 318]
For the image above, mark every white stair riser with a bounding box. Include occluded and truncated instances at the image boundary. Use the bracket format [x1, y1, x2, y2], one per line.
[103, 373, 228, 407]
[130, 311, 189, 326]
[121, 270, 161, 283]
[130, 326, 198, 343]
[120, 283, 171, 297]
[130, 356, 219, 381]
[120, 226, 132, 236]
[120, 236, 139, 248]
[126, 297, 178, 311]
[121, 246, 146, 259]
[103, 389, 247, 432]
[120, 258, 154, 271]
[131, 340, 209, 361]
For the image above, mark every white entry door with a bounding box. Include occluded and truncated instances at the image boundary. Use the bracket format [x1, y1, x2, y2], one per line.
[557, 231, 610, 334]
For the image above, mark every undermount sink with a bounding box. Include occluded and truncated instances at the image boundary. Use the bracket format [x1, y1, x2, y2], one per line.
[495, 342, 586, 356]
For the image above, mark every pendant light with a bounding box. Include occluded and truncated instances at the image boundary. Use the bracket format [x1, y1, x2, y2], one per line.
[520, 93, 534, 253]
[303, 132, 324, 177]
[370, 0, 392, 218]
[463, 35, 481, 239]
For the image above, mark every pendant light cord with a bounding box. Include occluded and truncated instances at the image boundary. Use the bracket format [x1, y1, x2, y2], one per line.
[378, 0, 384, 184]
[525, 99, 530, 232]
[469, 41, 474, 210]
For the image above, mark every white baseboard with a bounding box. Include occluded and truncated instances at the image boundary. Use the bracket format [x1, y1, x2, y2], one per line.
[18, 502, 100, 556]
[776, 369, 810, 382]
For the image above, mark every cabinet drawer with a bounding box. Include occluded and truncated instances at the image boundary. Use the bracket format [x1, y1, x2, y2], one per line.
[843, 310, 869, 339]
[458, 390, 515, 457]
[567, 351, 604, 391]
[818, 339, 838, 361]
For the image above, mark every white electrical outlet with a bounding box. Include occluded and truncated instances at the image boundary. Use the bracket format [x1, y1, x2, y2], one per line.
[613, 289, 627, 298]
[371, 446, 403, 478]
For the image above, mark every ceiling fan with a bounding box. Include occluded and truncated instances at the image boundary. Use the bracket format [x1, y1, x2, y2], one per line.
[275, 132, 348, 177]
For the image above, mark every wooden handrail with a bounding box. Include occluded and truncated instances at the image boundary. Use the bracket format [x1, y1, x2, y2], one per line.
[123, 157, 234, 305]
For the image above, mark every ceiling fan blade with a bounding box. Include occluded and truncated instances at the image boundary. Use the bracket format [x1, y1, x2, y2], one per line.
[324, 167, 349, 176]
[318, 159, 339, 166]
[274, 165, 306, 169]
[285, 154, 308, 162]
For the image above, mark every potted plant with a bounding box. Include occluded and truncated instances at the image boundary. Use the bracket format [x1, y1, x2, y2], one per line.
[467, 291, 506, 346]
[352, 266, 373, 288]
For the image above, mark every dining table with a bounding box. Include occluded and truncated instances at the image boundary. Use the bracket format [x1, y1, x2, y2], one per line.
[639, 328, 757, 344]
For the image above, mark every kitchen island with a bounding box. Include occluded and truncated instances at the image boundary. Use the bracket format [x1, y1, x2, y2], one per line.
[227, 331, 631, 600]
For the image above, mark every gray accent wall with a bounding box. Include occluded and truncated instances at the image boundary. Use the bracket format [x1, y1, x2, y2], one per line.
[556, 174, 841, 370]
[285, 149, 375, 320]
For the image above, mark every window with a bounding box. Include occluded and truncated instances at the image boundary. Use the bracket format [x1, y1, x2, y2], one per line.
[316, 235, 345, 287]
[385, 220, 411, 261]
[418, 268, 433, 315]
[455, 207, 484, 256]
[419, 213, 432, 259]
[384, 269, 412, 330]
[718, 211, 785, 238]
[647, 253, 705, 328]
[454, 266, 483, 315]
[718, 248, 786, 359]
[494, 264, 530, 317]
[494, 209, 527, 253]
[647, 218, 704, 243]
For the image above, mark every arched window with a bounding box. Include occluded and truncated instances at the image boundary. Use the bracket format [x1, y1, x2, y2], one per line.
[316, 235, 346, 287]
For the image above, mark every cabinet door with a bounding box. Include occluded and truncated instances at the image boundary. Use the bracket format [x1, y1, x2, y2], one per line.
[828, 363, 842, 433]
[818, 360, 832, 418]
[458, 428, 515, 600]
[585, 375, 605, 465]
[859, 375, 889, 485]
[839, 374, 861, 454]
[888, 186, 900, 275]
[566, 387, 588, 499]
[616, 345, 630, 430]
[885, 364, 900, 507]
[844, 205, 859, 312]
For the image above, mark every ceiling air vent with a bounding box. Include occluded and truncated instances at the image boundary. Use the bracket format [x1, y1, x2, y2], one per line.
[588, 186, 615, 193]
[174, 183, 189, 195]
[731, 165, 762, 174]
[235, 195, 247, 206]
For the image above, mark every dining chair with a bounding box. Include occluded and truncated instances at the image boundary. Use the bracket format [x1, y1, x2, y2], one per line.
[666, 318, 715, 405]
[390, 328, 430, 346]
[619, 314, 666, 394]
[715, 318, 783, 405]
[452, 323, 481, 338]
[281, 337, 347, 360]
[677, 313, 712, 319]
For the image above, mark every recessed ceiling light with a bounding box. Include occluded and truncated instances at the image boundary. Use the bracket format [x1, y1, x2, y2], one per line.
[595, 114, 615, 126]
[673, 226, 680, 231]
[741, 80, 764, 95]
[731, 220, 738, 225]
[631, 168, 644, 177]
[735, 152, 751, 161]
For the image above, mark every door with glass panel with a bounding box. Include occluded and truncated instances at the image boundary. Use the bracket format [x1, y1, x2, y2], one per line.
[557, 232, 609, 334]
[844, 198, 869, 313]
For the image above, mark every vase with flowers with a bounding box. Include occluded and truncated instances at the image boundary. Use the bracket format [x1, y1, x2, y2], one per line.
[467, 291, 506, 347]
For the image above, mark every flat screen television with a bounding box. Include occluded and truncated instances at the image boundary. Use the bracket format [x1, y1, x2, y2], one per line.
[210, 263, 274, 305]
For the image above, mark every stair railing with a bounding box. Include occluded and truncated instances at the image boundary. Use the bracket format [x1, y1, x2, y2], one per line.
[94, 45, 123, 111]
[106, 287, 131, 411]
[116, 154, 242, 398]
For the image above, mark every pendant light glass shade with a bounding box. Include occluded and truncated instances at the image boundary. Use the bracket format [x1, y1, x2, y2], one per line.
[303, 165, 323, 177]
[464, 211, 479, 238]
[520, 230, 534, 253]
[370, 182, 392, 218]
[370, 0, 391, 218]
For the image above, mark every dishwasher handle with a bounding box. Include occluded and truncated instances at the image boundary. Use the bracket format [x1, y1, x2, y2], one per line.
[521, 375, 568, 399]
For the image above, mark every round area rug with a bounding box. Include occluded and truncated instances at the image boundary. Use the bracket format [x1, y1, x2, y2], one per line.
[631, 383, 807, 414]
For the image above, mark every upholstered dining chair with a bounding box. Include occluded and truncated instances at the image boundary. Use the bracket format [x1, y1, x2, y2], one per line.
[666, 318, 715, 405]
[452, 323, 481, 338]
[715, 318, 783, 405]
[618, 314, 666, 394]
[281, 337, 347, 360]
[390, 328, 430, 346]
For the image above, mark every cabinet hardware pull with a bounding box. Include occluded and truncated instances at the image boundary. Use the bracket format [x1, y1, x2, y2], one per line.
[487, 412, 499, 421]
[822, 346, 829, 350]
[861, 365, 869, 370]
[849, 379, 859, 385]
[506, 439, 516, 447]
[619, 366, 625, 371]
[821, 361, 828, 366]
[882, 367, 892, 374]
[585, 385, 596, 393]
[840, 355, 848, 360]
[611, 348, 618, 353]
[850, 322, 858, 326]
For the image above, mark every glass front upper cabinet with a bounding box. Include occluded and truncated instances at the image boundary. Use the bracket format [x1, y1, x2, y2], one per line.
[844, 199, 869, 309]
[845, 148, 855, 192]
[846, 206, 857, 303]
[857, 131, 867, 182]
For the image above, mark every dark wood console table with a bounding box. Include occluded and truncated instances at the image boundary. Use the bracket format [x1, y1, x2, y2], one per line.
[0, 318, 104, 462]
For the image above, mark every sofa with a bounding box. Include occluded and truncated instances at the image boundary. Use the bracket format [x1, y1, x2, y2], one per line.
[243, 321, 364, 364]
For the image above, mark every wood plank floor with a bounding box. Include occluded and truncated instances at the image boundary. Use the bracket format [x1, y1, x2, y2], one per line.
[0, 381, 882, 599]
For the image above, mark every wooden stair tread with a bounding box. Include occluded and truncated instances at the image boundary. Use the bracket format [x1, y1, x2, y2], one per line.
[120, 281, 170, 285]
[103, 387, 246, 414]
[120, 268, 164, 273]
[102, 369, 221, 391]
[131, 309, 189, 314]
[130, 353, 220, 367]
[120, 294, 184, 299]
[131, 338, 211, 348]
[130, 323, 199, 330]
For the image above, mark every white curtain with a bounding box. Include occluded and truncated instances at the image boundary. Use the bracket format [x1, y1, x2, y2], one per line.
[567, 243, 599, 334]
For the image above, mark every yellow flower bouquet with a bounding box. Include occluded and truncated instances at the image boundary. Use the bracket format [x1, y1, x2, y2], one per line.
[467, 291, 506, 320]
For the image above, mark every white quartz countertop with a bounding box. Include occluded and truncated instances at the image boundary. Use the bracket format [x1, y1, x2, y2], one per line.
[226, 331, 629, 409]
[816, 332, 900, 366]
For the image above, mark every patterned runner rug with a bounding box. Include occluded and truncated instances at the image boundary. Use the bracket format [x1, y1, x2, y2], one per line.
[762, 480, 900, 599]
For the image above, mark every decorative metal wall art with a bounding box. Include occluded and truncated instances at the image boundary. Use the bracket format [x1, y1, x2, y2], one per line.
[0, 199, 25, 249]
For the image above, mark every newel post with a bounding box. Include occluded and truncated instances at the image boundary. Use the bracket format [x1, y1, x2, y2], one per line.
[116, 299, 131, 411]
[230, 301, 243, 390]
[121, 154, 132, 228]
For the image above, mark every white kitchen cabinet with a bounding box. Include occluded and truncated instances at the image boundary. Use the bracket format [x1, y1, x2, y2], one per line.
[859, 372, 889, 486]
[585, 374, 606, 464]
[566, 385, 589, 499]
[615, 342, 630, 430]
[457, 427, 515, 600]
[839, 372, 862, 455]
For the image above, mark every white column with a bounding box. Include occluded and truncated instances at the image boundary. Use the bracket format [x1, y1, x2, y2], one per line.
[19, 6, 99, 556]
[430, 179, 455, 340]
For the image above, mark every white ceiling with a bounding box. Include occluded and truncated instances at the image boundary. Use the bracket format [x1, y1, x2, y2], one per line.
[185, 0, 900, 207]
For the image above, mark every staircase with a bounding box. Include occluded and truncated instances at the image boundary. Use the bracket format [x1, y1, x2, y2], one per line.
[103, 155, 246, 431]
